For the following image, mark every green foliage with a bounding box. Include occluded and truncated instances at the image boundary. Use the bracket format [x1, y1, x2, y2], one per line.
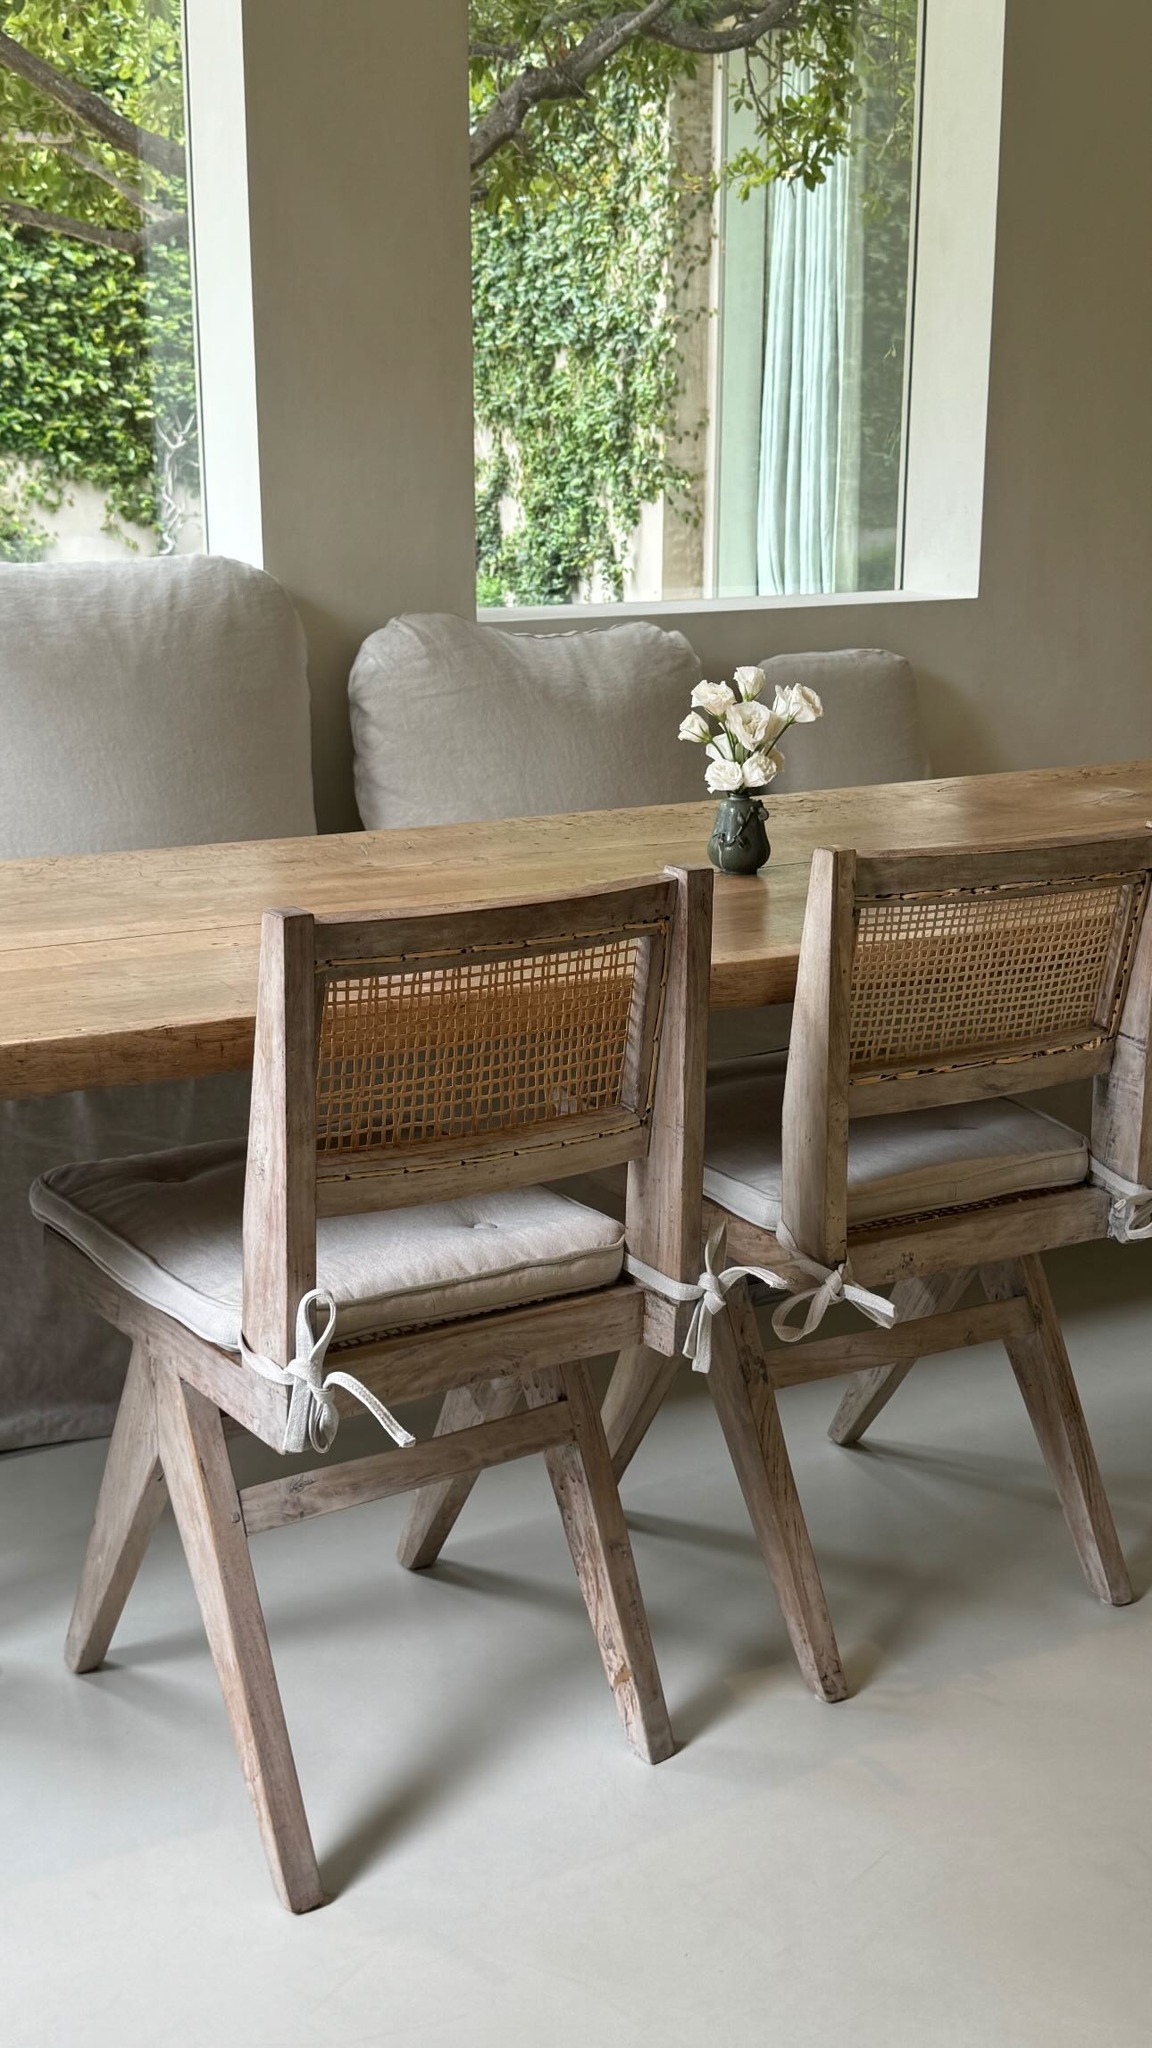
[0, 0, 196, 559]
[470, 0, 893, 608]
[0, 228, 197, 557]
[473, 65, 692, 605]
[0, 0, 186, 233]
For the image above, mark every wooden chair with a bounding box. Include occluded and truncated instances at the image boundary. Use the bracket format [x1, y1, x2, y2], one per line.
[35, 870, 711, 1912]
[602, 833, 1152, 1692]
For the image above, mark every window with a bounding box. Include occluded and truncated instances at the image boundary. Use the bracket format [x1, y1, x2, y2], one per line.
[470, 3, 919, 611]
[0, 0, 200, 563]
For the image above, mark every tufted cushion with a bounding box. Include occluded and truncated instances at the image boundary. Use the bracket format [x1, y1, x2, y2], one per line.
[349, 611, 705, 828]
[32, 1141, 626, 1352]
[0, 556, 316, 857]
[756, 648, 928, 796]
[703, 1064, 1088, 1231]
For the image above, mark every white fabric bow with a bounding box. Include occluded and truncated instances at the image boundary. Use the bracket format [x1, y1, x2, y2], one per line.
[681, 1221, 896, 1374]
[241, 1288, 416, 1455]
[1089, 1158, 1152, 1243]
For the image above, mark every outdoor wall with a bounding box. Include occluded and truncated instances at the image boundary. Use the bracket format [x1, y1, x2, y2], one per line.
[226, 0, 1152, 828]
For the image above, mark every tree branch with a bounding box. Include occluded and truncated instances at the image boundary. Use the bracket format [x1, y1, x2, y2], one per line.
[0, 30, 186, 182]
[0, 195, 188, 252]
[649, 2, 805, 55]
[469, 1, 809, 179]
[8, 131, 161, 212]
[0, 197, 142, 251]
[470, 0, 679, 173]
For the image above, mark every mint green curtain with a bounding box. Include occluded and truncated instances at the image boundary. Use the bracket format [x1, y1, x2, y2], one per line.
[757, 115, 863, 595]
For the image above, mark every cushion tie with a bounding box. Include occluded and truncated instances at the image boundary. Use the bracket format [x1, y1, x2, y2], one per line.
[676, 1221, 896, 1374]
[241, 1288, 416, 1455]
[1088, 1158, 1152, 1244]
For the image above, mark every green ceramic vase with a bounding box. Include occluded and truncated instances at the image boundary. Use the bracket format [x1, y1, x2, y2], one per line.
[707, 788, 771, 875]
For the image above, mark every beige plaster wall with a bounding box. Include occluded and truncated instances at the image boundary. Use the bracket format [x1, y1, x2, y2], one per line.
[251, 0, 1152, 827]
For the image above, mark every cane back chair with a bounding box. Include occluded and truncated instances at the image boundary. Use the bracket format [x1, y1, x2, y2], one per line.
[35, 868, 711, 1912]
[603, 833, 1152, 1698]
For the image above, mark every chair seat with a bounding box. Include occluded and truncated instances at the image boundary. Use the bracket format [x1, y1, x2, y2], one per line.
[31, 1140, 626, 1352]
[703, 1066, 1089, 1231]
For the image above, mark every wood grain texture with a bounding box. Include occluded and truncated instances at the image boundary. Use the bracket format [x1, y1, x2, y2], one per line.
[154, 1368, 324, 1913]
[706, 1281, 848, 1703]
[524, 1364, 675, 1765]
[241, 1400, 572, 1536]
[396, 1378, 523, 1570]
[771, 1290, 1030, 1389]
[1093, 883, 1152, 1186]
[5, 762, 1152, 1098]
[242, 910, 317, 1367]
[824, 1270, 974, 1442]
[602, 1343, 682, 1480]
[781, 846, 855, 1265]
[65, 1345, 167, 1673]
[705, 1187, 1114, 1296]
[625, 864, 713, 1296]
[982, 1257, 1133, 1606]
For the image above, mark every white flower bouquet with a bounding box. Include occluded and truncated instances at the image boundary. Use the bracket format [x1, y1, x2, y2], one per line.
[679, 665, 823, 794]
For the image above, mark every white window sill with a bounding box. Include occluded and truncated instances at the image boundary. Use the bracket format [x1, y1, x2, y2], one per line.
[480, 587, 977, 626]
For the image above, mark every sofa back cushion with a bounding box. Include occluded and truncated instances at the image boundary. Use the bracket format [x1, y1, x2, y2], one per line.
[349, 612, 705, 828]
[758, 648, 929, 793]
[0, 555, 316, 856]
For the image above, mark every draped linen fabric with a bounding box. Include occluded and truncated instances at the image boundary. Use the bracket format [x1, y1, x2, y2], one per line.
[0, 556, 316, 1447]
[757, 92, 864, 596]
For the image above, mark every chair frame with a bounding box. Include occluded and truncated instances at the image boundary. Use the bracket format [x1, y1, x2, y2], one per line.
[55, 868, 713, 1913]
[603, 833, 1152, 1690]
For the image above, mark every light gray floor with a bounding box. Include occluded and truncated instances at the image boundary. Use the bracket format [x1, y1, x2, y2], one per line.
[4, 1241, 1152, 2047]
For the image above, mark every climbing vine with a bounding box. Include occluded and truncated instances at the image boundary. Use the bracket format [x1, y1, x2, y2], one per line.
[0, 229, 197, 558]
[472, 66, 700, 607]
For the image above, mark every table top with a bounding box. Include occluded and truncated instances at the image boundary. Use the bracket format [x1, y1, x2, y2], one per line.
[3, 759, 1151, 1099]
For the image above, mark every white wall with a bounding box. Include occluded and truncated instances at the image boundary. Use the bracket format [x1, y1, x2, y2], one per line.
[222, 0, 1152, 827]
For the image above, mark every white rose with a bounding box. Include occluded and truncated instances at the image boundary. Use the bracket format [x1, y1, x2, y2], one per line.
[705, 757, 744, 793]
[742, 749, 782, 789]
[725, 700, 788, 751]
[678, 711, 711, 743]
[733, 664, 765, 701]
[773, 681, 823, 724]
[691, 680, 735, 717]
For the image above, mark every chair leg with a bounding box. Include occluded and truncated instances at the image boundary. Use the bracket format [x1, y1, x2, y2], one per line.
[602, 1342, 681, 1480]
[397, 1376, 522, 1569]
[154, 1367, 324, 1913]
[66, 1344, 169, 1674]
[983, 1257, 1132, 1607]
[709, 1281, 849, 1702]
[525, 1362, 675, 1764]
[827, 1269, 973, 1446]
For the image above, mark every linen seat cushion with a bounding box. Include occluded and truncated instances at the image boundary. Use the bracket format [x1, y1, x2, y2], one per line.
[703, 1066, 1089, 1231]
[349, 611, 705, 828]
[32, 1142, 626, 1352]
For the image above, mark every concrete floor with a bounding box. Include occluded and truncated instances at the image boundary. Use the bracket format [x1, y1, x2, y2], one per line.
[4, 1241, 1152, 2047]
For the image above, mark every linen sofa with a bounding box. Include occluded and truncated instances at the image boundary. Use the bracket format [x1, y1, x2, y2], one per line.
[0, 556, 316, 1446]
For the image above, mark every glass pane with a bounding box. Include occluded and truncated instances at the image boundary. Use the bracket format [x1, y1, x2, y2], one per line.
[470, 3, 919, 609]
[0, 0, 200, 562]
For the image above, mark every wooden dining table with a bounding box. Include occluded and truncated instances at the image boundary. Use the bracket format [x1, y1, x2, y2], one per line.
[3, 759, 1151, 1102]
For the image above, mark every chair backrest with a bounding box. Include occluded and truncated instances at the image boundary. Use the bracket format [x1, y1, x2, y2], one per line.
[348, 612, 706, 829]
[0, 555, 316, 857]
[241, 869, 713, 1363]
[782, 834, 1152, 1263]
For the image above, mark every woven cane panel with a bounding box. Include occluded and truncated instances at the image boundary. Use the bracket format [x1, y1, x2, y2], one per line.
[316, 937, 643, 1155]
[850, 879, 1137, 1074]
